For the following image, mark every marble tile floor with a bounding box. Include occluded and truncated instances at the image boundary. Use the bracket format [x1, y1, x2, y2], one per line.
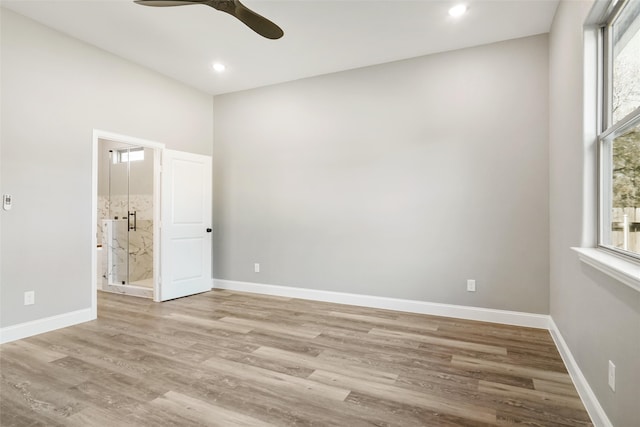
[130, 278, 154, 289]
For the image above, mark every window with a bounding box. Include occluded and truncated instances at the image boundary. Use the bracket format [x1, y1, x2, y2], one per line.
[599, 0, 640, 257]
[113, 147, 144, 164]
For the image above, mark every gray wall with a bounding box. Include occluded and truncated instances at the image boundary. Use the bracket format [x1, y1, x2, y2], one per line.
[549, 1, 640, 425]
[213, 34, 550, 314]
[0, 9, 213, 328]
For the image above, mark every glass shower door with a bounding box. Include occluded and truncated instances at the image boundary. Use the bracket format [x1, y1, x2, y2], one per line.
[103, 145, 154, 289]
[106, 146, 131, 285]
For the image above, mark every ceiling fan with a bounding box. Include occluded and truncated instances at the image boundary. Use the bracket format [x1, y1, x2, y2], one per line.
[134, 0, 284, 40]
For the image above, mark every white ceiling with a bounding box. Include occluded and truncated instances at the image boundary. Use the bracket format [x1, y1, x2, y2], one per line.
[1, 0, 559, 95]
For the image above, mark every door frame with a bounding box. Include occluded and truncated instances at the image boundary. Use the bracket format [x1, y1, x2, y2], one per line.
[91, 129, 165, 316]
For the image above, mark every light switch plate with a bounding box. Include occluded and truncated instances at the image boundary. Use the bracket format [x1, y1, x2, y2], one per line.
[3, 194, 12, 211]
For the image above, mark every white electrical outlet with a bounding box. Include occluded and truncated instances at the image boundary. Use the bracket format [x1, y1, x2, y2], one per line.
[608, 360, 616, 391]
[24, 291, 35, 306]
[467, 279, 476, 292]
[254, 263, 260, 273]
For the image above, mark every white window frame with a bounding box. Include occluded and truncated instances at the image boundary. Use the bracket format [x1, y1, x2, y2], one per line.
[113, 147, 145, 164]
[597, 0, 640, 261]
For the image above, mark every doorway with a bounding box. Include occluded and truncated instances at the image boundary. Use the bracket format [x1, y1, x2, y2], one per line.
[92, 130, 163, 307]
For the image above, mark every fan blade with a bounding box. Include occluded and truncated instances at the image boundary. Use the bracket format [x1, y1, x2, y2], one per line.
[134, 0, 284, 40]
[208, 0, 283, 40]
[135, 0, 206, 7]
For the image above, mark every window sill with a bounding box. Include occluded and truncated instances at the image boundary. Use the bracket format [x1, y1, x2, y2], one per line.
[572, 247, 640, 292]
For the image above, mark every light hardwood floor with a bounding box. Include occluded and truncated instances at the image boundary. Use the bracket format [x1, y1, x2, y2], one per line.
[1, 290, 592, 426]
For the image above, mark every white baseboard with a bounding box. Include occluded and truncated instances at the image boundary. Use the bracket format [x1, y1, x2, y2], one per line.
[0, 308, 95, 345]
[549, 319, 612, 427]
[212, 279, 550, 329]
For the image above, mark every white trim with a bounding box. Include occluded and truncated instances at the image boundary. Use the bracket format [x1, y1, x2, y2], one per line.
[549, 319, 613, 427]
[91, 133, 99, 319]
[93, 129, 166, 151]
[0, 308, 94, 345]
[572, 247, 640, 292]
[212, 279, 550, 329]
[153, 147, 162, 302]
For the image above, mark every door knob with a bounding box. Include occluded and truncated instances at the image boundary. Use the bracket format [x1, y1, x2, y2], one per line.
[206, 228, 212, 233]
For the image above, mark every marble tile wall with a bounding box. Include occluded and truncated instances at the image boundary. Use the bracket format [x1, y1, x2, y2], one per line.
[97, 194, 153, 245]
[128, 219, 153, 283]
[101, 217, 153, 286]
[101, 219, 127, 285]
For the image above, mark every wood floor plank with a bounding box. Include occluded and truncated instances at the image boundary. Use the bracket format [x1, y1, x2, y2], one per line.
[162, 313, 254, 334]
[0, 392, 66, 427]
[478, 380, 585, 410]
[218, 316, 322, 339]
[232, 329, 326, 356]
[0, 340, 68, 364]
[328, 310, 440, 332]
[65, 405, 140, 427]
[452, 354, 574, 384]
[533, 378, 581, 397]
[252, 345, 399, 384]
[318, 325, 424, 351]
[370, 327, 508, 355]
[492, 395, 594, 427]
[0, 363, 86, 423]
[202, 345, 316, 379]
[151, 391, 276, 427]
[308, 369, 497, 424]
[201, 355, 352, 402]
[310, 333, 558, 389]
[0, 290, 593, 426]
[343, 390, 485, 427]
[156, 367, 381, 427]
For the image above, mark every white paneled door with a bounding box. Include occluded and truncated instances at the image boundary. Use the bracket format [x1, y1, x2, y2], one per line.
[160, 149, 212, 301]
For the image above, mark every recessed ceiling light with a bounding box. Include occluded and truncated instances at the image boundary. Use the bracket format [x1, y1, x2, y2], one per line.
[212, 62, 226, 73]
[448, 4, 467, 18]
